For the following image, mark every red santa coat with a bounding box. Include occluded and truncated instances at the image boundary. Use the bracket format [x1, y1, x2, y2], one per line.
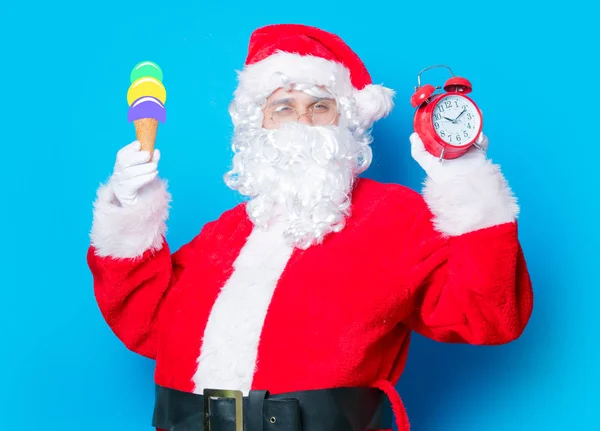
[87, 175, 533, 431]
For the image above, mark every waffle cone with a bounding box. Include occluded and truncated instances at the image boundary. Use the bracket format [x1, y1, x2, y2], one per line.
[134, 118, 158, 157]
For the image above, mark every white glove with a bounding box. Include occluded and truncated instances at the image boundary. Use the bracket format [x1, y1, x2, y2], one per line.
[109, 140, 161, 207]
[410, 132, 489, 183]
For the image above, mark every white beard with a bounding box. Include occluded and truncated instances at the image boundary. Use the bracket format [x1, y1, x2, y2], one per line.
[224, 122, 371, 249]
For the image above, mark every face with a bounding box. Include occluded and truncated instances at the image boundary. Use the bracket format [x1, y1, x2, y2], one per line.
[432, 95, 481, 146]
[262, 87, 339, 129]
[225, 86, 370, 249]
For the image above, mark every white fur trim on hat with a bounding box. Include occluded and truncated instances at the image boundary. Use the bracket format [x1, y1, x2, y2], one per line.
[233, 51, 394, 127]
[354, 84, 395, 128]
[90, 177, 171, 259]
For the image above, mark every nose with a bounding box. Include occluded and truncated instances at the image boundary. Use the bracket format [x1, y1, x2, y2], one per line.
[297, 111, 313, 126]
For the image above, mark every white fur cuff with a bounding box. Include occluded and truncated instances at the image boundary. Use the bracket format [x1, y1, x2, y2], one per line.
[423, 161, 519, 236]
[90, 178, 171, 259]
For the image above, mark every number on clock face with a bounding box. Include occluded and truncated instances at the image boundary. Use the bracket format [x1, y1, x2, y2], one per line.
[433, 95, 481, 146]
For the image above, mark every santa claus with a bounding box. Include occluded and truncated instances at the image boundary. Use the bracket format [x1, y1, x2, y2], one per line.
[87, 24, 534, 431]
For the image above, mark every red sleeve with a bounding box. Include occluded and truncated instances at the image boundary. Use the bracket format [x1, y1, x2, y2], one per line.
[402, 214, 533, 345]
[86, 176, 213, 358]
[399, 158, 534, 345]
[87, 223, 217, 358]
[88, 239, 173, 358]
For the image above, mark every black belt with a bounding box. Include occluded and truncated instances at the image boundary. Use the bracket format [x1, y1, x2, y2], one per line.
[152, 384, 393, 431]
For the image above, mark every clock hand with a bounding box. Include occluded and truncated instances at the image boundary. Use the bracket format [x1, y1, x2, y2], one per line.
[442, 116, 454, 121]
[453, 108, 467, 123]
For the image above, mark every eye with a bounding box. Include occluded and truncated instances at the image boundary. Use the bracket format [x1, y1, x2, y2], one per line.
[274, 106, 295, 117]
[312, 103, 331, 113]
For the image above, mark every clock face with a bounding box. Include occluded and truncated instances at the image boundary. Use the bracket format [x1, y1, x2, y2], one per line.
[432, 95, 481, 146]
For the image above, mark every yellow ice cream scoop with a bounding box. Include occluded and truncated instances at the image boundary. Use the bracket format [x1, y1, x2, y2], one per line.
[127, 77, 166, 106]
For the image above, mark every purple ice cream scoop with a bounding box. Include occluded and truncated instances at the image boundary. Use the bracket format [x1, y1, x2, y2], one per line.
[128, 96, 166, 123]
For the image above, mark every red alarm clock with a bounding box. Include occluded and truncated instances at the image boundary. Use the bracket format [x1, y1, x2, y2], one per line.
[410, 64, 483, 160]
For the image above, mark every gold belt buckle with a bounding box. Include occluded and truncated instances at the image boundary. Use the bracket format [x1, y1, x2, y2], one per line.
[203, 389, 244, 431]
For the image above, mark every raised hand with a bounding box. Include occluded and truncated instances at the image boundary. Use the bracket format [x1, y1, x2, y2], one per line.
[410, 132, 488, 183]
[109, 140, 161, 207]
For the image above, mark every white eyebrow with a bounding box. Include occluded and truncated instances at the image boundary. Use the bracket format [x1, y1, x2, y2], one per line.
[268, 96, 332, 108]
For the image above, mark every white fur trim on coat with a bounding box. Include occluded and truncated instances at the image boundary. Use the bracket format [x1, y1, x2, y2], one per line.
[233, 51, 394, 127]
[423, 160, 519, 236]
[90, 178, 171, 259]
[192, 221, 294, 395]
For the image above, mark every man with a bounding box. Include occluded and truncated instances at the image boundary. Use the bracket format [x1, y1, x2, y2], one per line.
[87, 24, 533, 431]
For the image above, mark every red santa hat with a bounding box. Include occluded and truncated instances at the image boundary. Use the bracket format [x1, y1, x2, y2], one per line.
[233, 24, 395, 127]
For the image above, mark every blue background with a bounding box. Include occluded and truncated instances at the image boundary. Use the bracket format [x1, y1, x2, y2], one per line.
[0, 1, 596, 429]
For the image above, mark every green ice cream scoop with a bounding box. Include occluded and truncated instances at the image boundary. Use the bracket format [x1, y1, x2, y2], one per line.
[130, 61, 163, 83]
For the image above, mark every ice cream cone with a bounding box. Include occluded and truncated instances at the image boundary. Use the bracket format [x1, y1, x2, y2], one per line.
[127, 61, 166, 160]
[134, 117, 158, 157]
